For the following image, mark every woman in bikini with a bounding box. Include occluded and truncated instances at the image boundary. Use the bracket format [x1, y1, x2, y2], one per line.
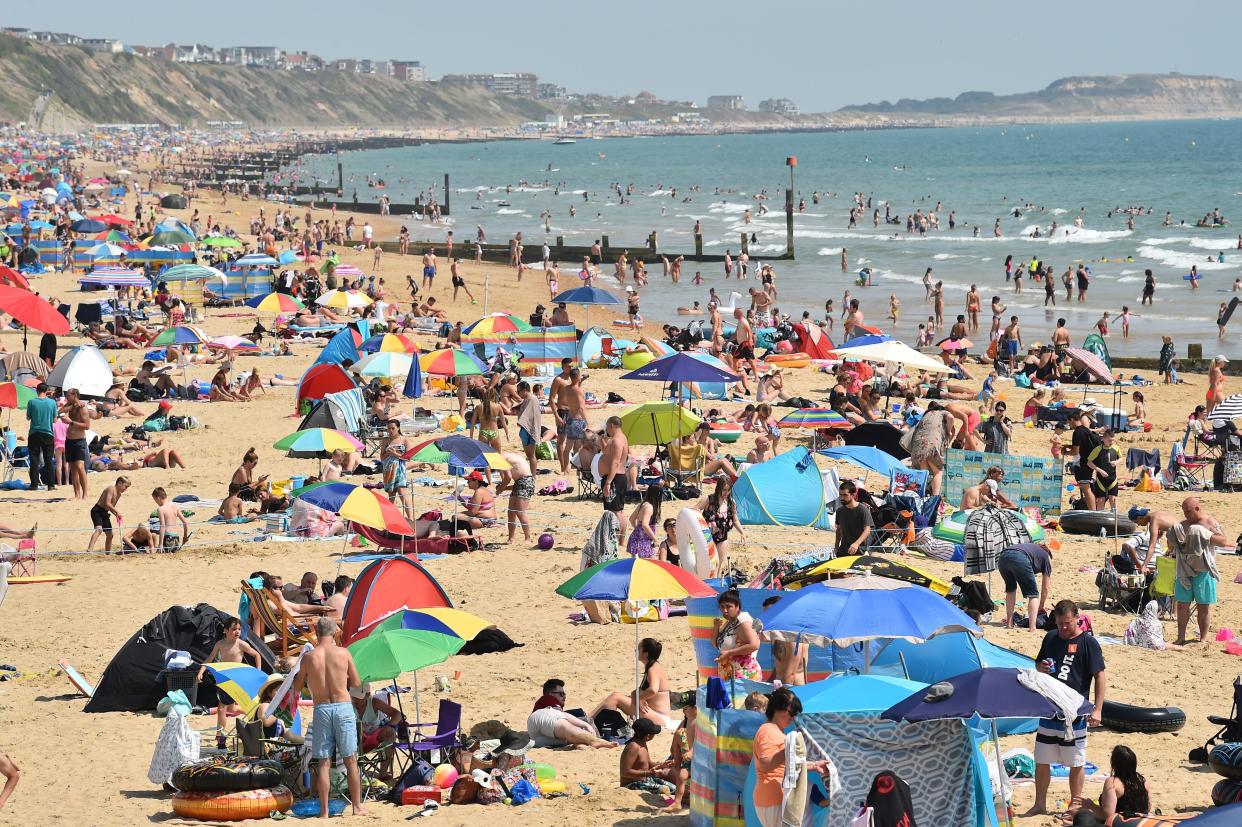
[589, 638, 673, 728]
[462, 470, 498, 529]
[230, 448, 269, 501]
[470, 389, 505, 452]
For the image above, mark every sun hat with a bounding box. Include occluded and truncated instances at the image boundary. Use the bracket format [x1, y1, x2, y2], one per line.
[485, 728, 534, 757]
[259, 673, 285, 696]
[348, 682, 371, 700]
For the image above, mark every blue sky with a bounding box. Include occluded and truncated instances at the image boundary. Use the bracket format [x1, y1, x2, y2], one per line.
[5, 1, 1242, 111]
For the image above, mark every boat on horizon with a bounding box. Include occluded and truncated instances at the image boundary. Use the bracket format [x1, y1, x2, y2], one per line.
[553, 137, 577, 145]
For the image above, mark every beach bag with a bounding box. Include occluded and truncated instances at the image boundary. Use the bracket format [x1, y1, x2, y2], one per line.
[621, 600, 666, 623]
[156, 689, 192, 718]
[1152, 556, 1177, 597]
[509, 778, 540, 805]
[1014, 372, 1032, 388]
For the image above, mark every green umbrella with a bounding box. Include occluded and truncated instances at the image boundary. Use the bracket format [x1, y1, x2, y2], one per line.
[347, 627, 464, 684]
[151, 228, 197, 246]
[200, 236, 243, 248]
[618, 401, 702, 446]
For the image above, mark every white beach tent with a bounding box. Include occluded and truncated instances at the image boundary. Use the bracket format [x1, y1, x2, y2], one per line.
[47, 345, 115, 397]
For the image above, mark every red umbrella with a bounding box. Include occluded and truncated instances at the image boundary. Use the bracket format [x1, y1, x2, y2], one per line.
[96, 214, 132, 225]
[0, 285, 70, 343]
[0, 265, 29, 290]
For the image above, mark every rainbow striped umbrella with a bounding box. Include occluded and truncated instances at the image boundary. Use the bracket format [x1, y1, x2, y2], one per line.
[151, 325, 207, 346]
[354, 351, 413, 378]
[418, 348, 486, 377]
[363, 607, 493, 642]
[274, 427, 364, 457]
[316, 288, 372, 309]
[295, 480, 413, 534]
[359, 333, 418, 354]
[207, 335, 260, 352]
[93, 229, 132, 244]
[463, 312, 531, 336]
[203, 662, 303, 735]
[778, 408, 851, 429]
[556, 557, 715, 602]
[247, 292, 306, 313]
[0, 381, 35, 410]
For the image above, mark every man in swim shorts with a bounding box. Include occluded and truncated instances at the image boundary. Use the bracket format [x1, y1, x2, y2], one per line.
[292, 618, 366, 817]
[1168, 497, 1230, 645]
[421, 248, 437, 290]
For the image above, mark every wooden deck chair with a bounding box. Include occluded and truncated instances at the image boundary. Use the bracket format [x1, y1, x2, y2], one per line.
[240, 580, 317, 656]
[180, 286, 206, 323]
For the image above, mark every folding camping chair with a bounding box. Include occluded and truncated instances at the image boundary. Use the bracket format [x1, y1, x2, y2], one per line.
[1190, 676, 1242, 762]
[1, 430, 30, 483]
[1164, 442, 1211, 490]
[599, 337, 623, 368]
[405, 699, 462, 761]
[576, 464, 601, 501]
[0, 539, 36, 577]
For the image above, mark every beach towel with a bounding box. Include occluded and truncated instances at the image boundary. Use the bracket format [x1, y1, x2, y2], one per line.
[864, 771, 916, 827]
[781, 731, 808, 827]
[1017, 668, 1086, 740]
[964, 505, 1031, 576]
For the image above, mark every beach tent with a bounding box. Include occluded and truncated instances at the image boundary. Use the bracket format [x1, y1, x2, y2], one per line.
[1081, 333, 1112, 371]
[465, 324, 577, 366]
[869, 631, 1037, 734]
[733, 446, 831, 529]
[577, 326, 635, 364]
[299, 388, 366, 434]
[313, 325, 362, 367]
[792, 321, 834, 359]
[85, 603, 275, 713]
[160, 194, 188, 210]
[341, 557, 453, 644]
[687, 588, 867, 683]
[295, 363, 355, 412]
[47, 344, 113, 397]
[1063, 347, 1114, 384]
[690, 677, 996, 827]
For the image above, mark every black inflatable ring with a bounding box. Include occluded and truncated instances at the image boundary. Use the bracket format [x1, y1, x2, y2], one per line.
[1101, 700, 1186, 734]
[1059, 510, 1137, 537]
[172, 756, 283, 793]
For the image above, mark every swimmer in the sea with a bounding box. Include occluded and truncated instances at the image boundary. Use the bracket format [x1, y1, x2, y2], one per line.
[676, 301, 704, 315]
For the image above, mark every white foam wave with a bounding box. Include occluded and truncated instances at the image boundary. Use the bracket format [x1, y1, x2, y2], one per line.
[1051, 208, 1069, 215]
[496, 208, 527, 215]
[1116, 276, 1142, 283]
[932, 253, 962, 260]
[1046, 227, 1133, 245]
[816, 247, 844, 256]
[1137, 245, 1234, 270]
[1119, 269, 1139, 275]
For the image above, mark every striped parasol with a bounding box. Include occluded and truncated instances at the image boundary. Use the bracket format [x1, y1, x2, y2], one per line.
[79, 267, 147, 288]
[463, 313, 531, 336]
[333, 263, 363, 278]
[246, 292, 305, 313]
[1063, 347, 1114, 384]
[778, 408, 851, 429]
[1209, 393, 1242, 421]
[316, 288, 372, 309]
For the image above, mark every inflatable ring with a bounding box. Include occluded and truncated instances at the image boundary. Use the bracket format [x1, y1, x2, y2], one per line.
[1101, 701, 1186, 734]
[676, 507, 720, 579]
[1059, 510, 1136, 537]
[172, 785, 293, 821]
[765, 354, 810, 368]
[538, 779, 568, 795]
[621, 350, 654, 371]
[1213, 777, 1242, 805]
[709, 422, 743, 444]
[1210, 743, 1242, 779]
[172, 757, 283, 793]
[932, 509, 1045, 544]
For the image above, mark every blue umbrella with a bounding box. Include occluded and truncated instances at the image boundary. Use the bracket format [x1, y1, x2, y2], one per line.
[1184, 804, 1242, 825]
[756, 581, 980, 649]
[794, 674, 928, 714]
[882, 667, 1091, 827]
[402, 349, 422, 399]
[620, 351, 739, 383]
[236, 253, 278, 267]
[70, 219, 108, 233]
[818, 445, 908, 477]
[833, 334, 893, 349]
[552, 285, 622, 306]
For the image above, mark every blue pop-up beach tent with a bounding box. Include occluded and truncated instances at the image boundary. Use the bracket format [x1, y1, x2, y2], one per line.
[734, 446, 831, 529]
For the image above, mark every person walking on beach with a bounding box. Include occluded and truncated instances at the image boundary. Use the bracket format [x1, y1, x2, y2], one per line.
[421, 248, 437, 291]
[1142, 269, 1156, 305]
[966, 284, 981, 333]
[292, 617, 367, 818]
[1029, 600, 1106, 818]
[63, 388, 92, 501]
[1169, 497, 1230, 645]
[25, 383, 57, 491]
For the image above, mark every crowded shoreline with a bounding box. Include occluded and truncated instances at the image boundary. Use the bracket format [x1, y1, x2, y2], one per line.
[1, 126, 1242, 827]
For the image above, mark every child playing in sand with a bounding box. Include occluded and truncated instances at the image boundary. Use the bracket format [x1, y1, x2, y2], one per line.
[218, 483, 257, 523]
[620, 719, 682, 805]
[1050, 423, 1067, 461]
[153, 487, 190, 552]
[87, 476, 130, 553]
[197, 617, 262, 741]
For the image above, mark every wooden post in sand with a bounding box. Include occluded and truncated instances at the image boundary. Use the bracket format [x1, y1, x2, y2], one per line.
[786, 156, 797, 259]
[740, 232, 749, 256]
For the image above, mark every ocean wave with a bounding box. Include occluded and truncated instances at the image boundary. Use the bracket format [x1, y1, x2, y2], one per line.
[816, 247, 844, 256]
[496, 208, 528, 215]
[1051, 208, 1069, 215]
[1046, 227, 1133, 245]
[932, 253, 962, 260]
[1119, 269, 1140, 275]
[1136, 245, 1234, 270]
[1116, 276, 1143, 283]
[875, 268, 973, 293]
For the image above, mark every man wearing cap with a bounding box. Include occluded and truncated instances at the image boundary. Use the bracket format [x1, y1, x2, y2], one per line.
[997, 542, 1054, 631]
[527, 678, 616, 750]
[621, 718, 685, 798]
[1168, 497, 1232, 644]
[959, 467, 1015, 511]
[1124, 508, 1177, 572]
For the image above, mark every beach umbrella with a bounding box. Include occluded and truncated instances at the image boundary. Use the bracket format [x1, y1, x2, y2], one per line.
[359, 333, 418, 354]
[558, 557, 715, 713]
[1184, 804, 1242, 825]
[236, 253, 278, 267]
[402, 350, 423, 400]
[0, 381, 35, 410]
[366, 607, 492, 643]
[79, 267, 147, 289]
[151, 226, 197, 246]
[47, 345, 112, 397]
[619, 400, 702, 445]
[275, 428, 364, 466]
[96, 213, 131, 226]
[793, 674, 929, 713]
[831, 340, 953, 374]
[789, 554, 951, 595]
[354, 351, 413, 378]
[418, 348, 486, 377]
[777, 408, 851, 429]
[1210, 394, 1242, 421]
[160, 263, 227, 284]
[401, 434, 511, 471]
[938, 337, 974, 351]
[199, 235, 243, 248]
[70, 218, 108, 233]
[294, 480, 413, 534]
[93, 229, 132, 244]
[202, 662, 304, 735]
[316, 288, 372, 310]
[756, 580, 980, 655]
[552, 285, 622, 306]
[842, 421, 910, 460]
[0, 265, 30, 290]
[347, 625, 464, 685]
[462, 312, 531, 336]
[207, 336, 260, 353]
[246, 292, 305, 313]
[0, 284, 69, 349]
[830, 333, 893, 349]
[1063, 347, 1114, 384]
[621, 350, 739, 384]
[819, 445, 908, 478]
[151, 325, 207, 347]
[87, 242, 127, 262]
[882, 667, 1092, 827]
[276, 249, 302, 265]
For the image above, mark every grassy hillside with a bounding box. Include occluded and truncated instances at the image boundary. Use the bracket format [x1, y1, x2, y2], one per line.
[0, 34, 553, 128]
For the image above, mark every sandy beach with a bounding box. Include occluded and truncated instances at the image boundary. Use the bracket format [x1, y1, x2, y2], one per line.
[2, 147, 1242, 827]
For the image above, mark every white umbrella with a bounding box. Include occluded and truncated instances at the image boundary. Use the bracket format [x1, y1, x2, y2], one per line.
[47, 345, 114, 397]
[833, 340, 954, 373]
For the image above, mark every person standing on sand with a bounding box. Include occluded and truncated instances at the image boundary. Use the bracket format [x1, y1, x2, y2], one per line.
[550, 359, 574, 474]
[1207, 355, 1227, 413]
[63, 388, 92, 501]
[421, 248, 437, 291]
[600, 415, 630, 545]
[1168, 497, 1230, 645]
[292, 618, 366, 818]
[562, 369, 589, 475]
[965, 284, 981, 333]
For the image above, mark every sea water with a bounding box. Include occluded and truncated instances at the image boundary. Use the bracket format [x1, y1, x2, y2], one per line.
[285, 120, 1242, 356]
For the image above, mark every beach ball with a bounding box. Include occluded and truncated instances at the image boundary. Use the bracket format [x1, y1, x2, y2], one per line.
[433, 764, 458, 789]
[537, 533, 555, 550]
